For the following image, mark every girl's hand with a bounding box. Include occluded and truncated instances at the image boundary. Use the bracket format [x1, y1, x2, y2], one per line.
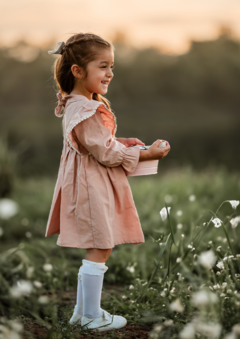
[116, 137, 145, 148]
[139, 140, 171, 161]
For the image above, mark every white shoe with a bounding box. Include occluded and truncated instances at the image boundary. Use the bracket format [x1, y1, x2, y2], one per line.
[81, 309, 127, 332]
[69, 312, 82, 325]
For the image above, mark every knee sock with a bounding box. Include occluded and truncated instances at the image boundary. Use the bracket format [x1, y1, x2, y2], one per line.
[81, 259, 108, 319]
[74, 265, 84, 315]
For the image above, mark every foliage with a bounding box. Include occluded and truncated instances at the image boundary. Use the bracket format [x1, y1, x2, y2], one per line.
[0, 30, 240, 175]
[0, 169, 240, 338]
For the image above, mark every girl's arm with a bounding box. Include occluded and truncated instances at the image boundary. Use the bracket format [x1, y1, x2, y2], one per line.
[73, 110, 140, 173]
[116, 138, 145, 147]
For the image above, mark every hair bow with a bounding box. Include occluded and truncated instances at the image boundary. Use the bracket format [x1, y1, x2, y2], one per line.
[55, 91, 69, 117]
[48, 41, 65, 55]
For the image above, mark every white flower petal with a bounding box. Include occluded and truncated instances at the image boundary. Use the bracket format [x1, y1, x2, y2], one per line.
[229, 200, 240, 210]
[160, 207, 171, 221]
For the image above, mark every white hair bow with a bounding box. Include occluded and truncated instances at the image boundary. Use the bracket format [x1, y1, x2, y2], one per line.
[48, 41, 65, 55]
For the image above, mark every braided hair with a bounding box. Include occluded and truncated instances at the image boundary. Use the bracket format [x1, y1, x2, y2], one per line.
[53, 33, 114, 110]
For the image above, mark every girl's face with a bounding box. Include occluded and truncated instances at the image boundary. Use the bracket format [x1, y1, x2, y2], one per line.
[83, 47, 114, 97]
[81, 48, 114, 94]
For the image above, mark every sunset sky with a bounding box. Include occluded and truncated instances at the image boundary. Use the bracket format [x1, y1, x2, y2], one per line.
[1, 0, 240, 54]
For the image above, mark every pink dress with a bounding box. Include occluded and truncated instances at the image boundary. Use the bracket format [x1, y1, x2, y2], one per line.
[45, 94, 145, 249]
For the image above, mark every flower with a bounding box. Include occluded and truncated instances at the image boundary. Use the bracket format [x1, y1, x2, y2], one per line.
[189, 195, 196, 202]
[159, 207, 171, 221]
[43, 263, 53, 272]
[216, 261, 224, 270]
[177, 210, 183, 216]
[191, 290, 218, 307]
[198, 250, 217, 269]
[179, 323, 195, 339]
[129, 285, 134, 290]
[229, 200, 240, 210]
[126, 266, 135, 273]
[212, 218, 222, 228]
[0, 198, 19, 220]
[169, 298, 184, 313]
[33, 281, 43, 288]
[195, 321, 222, 339]
[177, 223, 183, 229]
[10, 280, 33, 298]
[230, 217, 240, 228]
[38, 295, 49, 304]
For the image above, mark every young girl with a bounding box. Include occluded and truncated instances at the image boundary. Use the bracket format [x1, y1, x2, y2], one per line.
[46, 33, 170, 332]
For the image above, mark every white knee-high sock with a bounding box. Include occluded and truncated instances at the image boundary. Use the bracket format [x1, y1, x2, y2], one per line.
[74, 265, 84, 315]
[81, 259, 108, 319]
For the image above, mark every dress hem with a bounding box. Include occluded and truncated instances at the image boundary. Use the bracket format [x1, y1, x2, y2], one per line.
[56, 238, 145, 249]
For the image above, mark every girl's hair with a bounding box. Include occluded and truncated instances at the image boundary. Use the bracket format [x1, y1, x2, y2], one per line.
[53, 32, 114, 110]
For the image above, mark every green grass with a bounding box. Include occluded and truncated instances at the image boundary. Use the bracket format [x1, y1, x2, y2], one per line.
[0, 167, 240, 338]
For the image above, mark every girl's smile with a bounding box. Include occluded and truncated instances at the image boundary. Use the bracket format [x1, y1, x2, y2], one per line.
[70, 47, 114, 100]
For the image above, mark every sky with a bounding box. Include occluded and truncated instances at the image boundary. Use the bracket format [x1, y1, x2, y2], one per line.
[1, 0, 240, 54]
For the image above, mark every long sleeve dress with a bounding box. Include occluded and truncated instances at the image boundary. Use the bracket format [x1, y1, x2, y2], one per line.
[45, 93, 145, 249]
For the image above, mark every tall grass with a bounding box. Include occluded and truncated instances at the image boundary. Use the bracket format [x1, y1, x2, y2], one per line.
[0, 168, 240, 338]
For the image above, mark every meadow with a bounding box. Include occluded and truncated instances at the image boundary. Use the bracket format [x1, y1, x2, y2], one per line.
[0, 167, 240, 338]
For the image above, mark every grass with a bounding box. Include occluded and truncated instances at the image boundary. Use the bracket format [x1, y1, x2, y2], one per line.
[0, 167, 240, 338]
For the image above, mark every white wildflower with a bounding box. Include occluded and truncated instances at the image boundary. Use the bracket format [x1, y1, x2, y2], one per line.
[176, 258, 182, 263]
[121, 295, 126, 299]
[0, 198, 19, 219]
[212, 218, 222, 228]
[192, 290, 218, 306]
[38, 295, 49, 304]
[129, 285, 134, 290]
[188, 245, 193, 249]
[177, 223, 183, 229]
[177, 210, 183, 216]
[179, 322, 195, 339]
[230, 217, 240, 228]
[149, 323, 163, 338]
[33, 281, 42, 288]
[216, 246, 222, 252]
[195, 321, 222, 339]
[224, 333, 237, 339]
[198, 250, 217, 269]
[229, 200, 240, 210]
[10, 280, 33, 298]
[43, 263, 53, 272]
[164, 319, 173, 326]
[159, 207, 171, 221]
[189, 195, 196, 202]
[126, 266, 135, 273]
[8, 320, 23, 332]
[216, 261, 224, 270]
[169, 298, 184, 313]
[160, 291, 166, 297]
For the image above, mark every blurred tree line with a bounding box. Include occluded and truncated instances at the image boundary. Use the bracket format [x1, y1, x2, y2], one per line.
[0, 27, 240, 177]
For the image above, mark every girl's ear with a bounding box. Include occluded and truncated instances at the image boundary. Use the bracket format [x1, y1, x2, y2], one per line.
[71, 64, 84, 79]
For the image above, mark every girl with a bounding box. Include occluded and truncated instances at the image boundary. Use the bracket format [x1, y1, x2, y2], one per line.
[46, 33, 170, 332]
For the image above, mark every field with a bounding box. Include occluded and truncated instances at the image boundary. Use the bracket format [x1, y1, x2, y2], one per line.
[0, 168, 240, 339]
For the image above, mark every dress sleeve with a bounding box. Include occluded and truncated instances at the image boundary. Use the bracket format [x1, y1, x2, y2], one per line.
[73, 110, 140, 173]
